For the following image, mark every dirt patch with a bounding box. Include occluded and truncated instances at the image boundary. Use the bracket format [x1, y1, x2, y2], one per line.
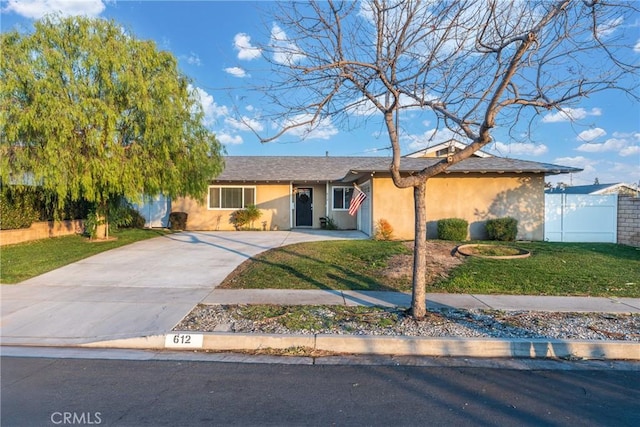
[382, 241, 463, 285]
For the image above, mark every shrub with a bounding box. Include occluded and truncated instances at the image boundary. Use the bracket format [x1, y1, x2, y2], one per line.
[84, 200, 147, 237]
[486, 217, 518, 241]
[231, 205, 262, 230]
[112, 204, 145, 229]
[321, 216, 339, 230]
[169, 212, 188, 230]
[129, 209, 147, 228]
[437, 218, 468, 241]
[231, 209, 249, 230]
[0, 187, 40, 230]
[374, 219, 394, 240]
[244, 204, 262, 229]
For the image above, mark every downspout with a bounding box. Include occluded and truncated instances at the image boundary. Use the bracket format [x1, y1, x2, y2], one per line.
[325, 182, 329, 219]
[290, 182, 294, 229]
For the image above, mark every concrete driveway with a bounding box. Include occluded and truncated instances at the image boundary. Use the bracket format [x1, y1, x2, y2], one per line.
[0, 230, 366, 346]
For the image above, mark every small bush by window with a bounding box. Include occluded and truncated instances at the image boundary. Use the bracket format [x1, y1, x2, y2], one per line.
[231, 205, 262, 230]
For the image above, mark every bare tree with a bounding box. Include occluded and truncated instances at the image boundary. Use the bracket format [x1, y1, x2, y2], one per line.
[245, 0, 639, 318]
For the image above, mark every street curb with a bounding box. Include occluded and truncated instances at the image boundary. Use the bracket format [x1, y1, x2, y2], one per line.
[80, 332, 640, 361]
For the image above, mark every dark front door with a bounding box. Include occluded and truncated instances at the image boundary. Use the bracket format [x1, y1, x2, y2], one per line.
[295, 188, 313, 227]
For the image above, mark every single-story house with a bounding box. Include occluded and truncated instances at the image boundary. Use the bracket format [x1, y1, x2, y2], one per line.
[172, 147, 580, 240]
[546, 182, 639, 197]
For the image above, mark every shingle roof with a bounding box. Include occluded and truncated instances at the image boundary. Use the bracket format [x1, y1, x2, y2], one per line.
[213, 156, 581, 182]
[350, 157, 583, 175]
[214, 156, 376, 182]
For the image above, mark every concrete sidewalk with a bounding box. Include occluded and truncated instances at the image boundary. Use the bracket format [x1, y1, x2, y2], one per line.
[203, 289, 640, 313]
[95, 291, 639, 361]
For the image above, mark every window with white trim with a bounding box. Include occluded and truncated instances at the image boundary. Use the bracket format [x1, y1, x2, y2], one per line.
[332, 187, 354, 210]
[208, 186, 256, 209]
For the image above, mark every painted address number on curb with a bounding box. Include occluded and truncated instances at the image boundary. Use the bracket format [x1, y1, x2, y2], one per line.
[165, 333, 203, 349]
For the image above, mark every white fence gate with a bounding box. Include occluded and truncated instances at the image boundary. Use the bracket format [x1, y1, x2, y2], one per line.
[131, 195, 171, 228]
[544, 194, 617, 243]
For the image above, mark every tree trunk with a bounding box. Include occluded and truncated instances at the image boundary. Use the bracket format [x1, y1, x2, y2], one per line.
[95, 216, 109, 239]
[95, 201, 109, 240]
[411, 181, 428, 318]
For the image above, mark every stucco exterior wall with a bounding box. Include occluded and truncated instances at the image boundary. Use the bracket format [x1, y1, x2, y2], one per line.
[172, 183, 291, 231]
[371, 177, 415, 239]
[370, 174, 544, 240]
[329, 209, 357, 229]
[426, 174, 544, 240]
[175, 173, 545, 240]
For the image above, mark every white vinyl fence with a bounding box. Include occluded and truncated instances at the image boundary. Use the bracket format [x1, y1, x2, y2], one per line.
[131, 195, 171, 228]
[544, 194, 617, 243]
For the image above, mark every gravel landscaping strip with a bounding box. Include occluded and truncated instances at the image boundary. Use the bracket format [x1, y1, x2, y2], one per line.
[175, 305, 640, 342]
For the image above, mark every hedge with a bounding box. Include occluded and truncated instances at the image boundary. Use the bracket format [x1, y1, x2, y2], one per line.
[486, 217, 518, 241]
[437, 218, 468, 241]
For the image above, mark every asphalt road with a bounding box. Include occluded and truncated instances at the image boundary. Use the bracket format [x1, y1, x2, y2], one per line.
[2, 355, 639, 426]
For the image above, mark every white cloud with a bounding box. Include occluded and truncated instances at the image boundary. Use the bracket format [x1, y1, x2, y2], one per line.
[551, 157, 638, 188]
[270, 24, 305, 65]
[2, 0, 105, 18]
[224, 67, 248, 78]
[216, 133, 243, 145]
[225, 116, 264, 133]
[233, 33, 261, 60]
[554, 156, 598, 175]
[245, 105, 254, 112]
[493, 142, 548, 157]
[613, 131, 640, 141]
[634, 40, 640, 53]
[188, 85, 229, 127]
[577, 127, 606, 142]
[185, 52, 201, 66]
[577, 138, 627, 153]
[542, 107, 602, 123]
[620, 146, 640, 157]
[281, 114, 338, 140]
[596, 16, 623, 39]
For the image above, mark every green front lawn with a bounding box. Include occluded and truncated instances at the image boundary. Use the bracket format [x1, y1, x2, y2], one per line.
[0, 229, 170, 284]
[220, 240, 412, 292]
[432, 241, 639, 297]
[220, 240, 640, 298]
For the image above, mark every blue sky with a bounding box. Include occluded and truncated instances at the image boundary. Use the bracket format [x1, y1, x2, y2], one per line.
[1, 0, 639, 187]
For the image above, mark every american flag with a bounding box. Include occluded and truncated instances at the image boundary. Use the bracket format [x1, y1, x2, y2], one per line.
[348, 185, 367, 216]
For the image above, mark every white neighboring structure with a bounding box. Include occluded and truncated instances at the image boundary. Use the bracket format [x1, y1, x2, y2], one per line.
[544, 193, 618, 243]
[131, 195, 171, 228]
[546, 182, 639, 196]
[405, 139, 493, 158]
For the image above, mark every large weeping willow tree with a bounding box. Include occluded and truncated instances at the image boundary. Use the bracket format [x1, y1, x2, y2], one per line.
[1, 15, 224, 238]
